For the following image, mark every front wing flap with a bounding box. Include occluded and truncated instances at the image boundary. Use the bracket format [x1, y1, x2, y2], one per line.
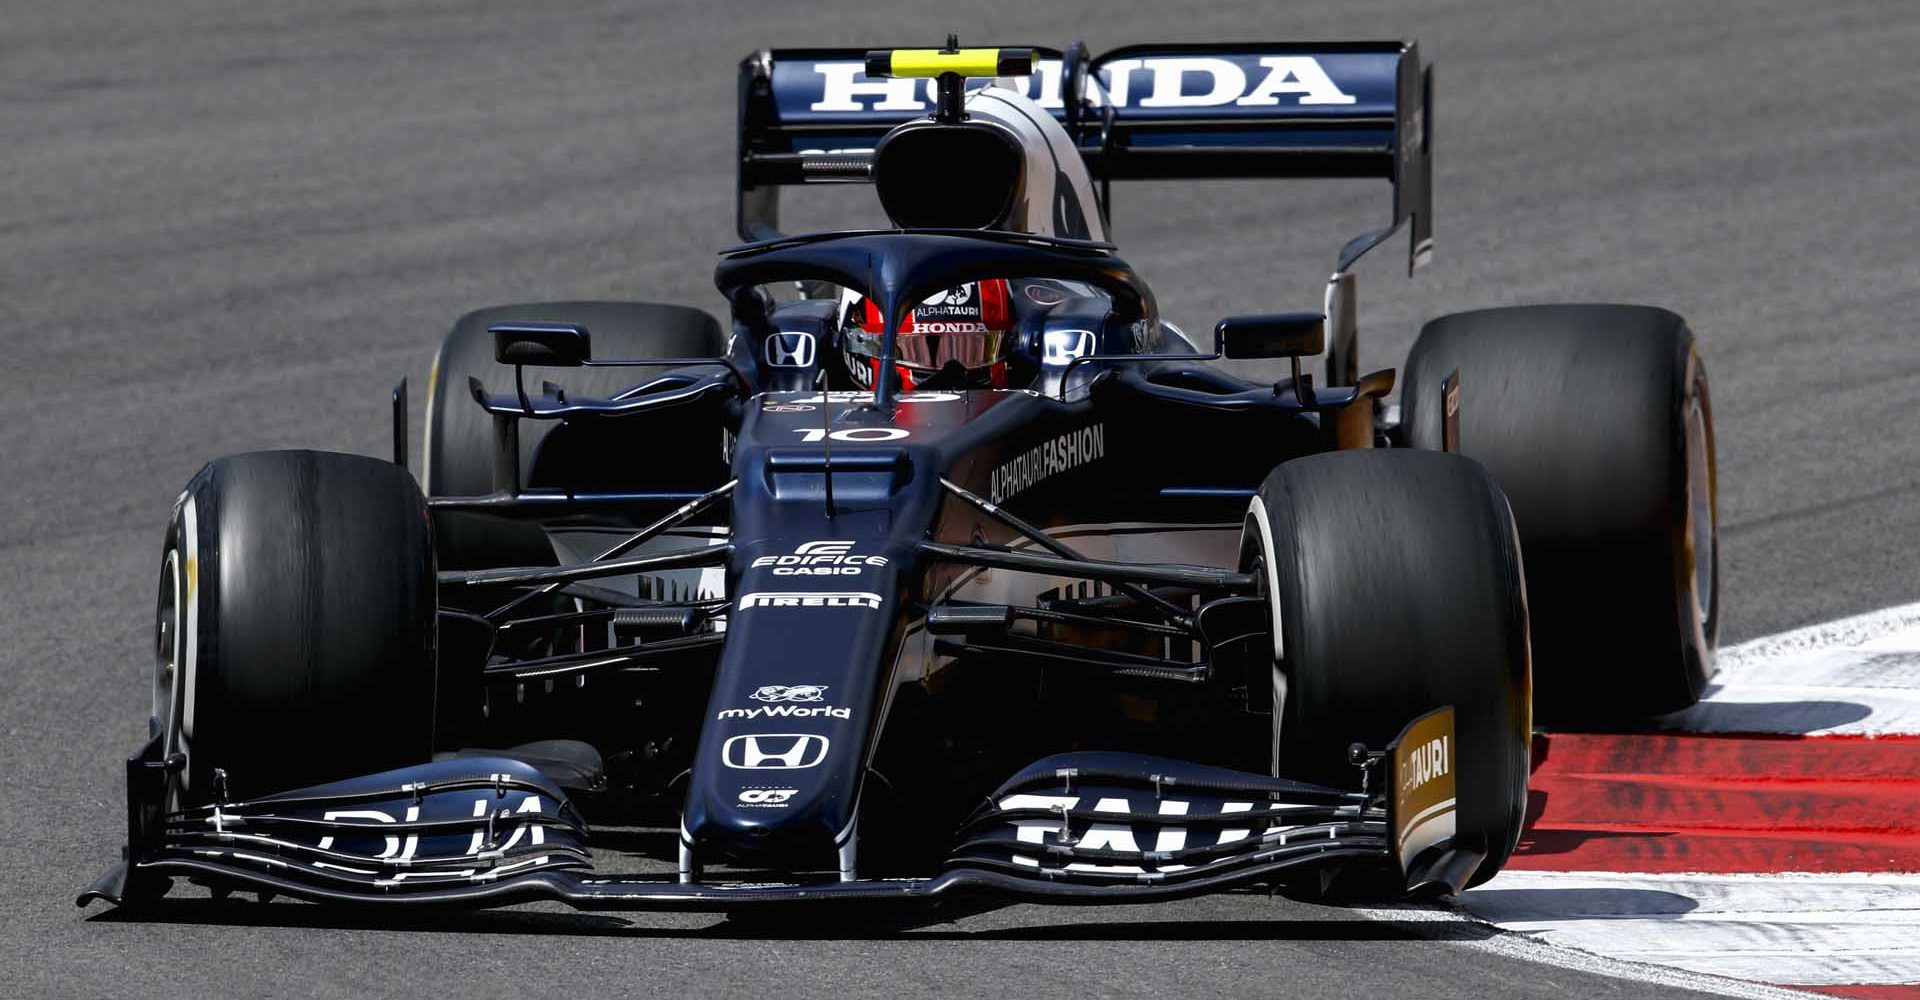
[947, 751, 1387, 886]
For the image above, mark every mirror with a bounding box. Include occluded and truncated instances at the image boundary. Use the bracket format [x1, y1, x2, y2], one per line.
[1061, 41, 1091, 133]
[1217, 312, 1326, 360]
[490, 323, 590, 367]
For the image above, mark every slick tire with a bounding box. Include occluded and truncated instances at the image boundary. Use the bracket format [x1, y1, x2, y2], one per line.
[1402, 304, 1717, 721]
[423, 300, 725, 498]
[1241, 449, 1532, 887]
[152, 450, 437, 804]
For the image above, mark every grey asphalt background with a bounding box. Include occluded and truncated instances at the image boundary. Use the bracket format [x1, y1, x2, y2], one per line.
[3, 0, 1916, 997]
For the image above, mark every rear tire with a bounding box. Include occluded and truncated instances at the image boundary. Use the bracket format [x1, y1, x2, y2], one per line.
[1241, 450, 1532, 887]
[1402, 304, 1717, 721]
[153, 450, 437, 804]
[423, 300, 724, 497]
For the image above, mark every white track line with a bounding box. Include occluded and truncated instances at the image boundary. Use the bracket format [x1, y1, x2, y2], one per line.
[1661, 600, 1920, 735]
[1461, 873, 1920, 984]
[1714, 602, 1920, 673]
[1360, 904, 1827, 999]
[1471, 872, 1920, 917]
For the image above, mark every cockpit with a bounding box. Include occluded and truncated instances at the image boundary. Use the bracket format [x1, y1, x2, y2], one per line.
[810, 77, 1185, 394]
[834, 276, 1152, 392]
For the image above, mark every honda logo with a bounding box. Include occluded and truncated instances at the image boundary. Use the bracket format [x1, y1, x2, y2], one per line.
[1042, 329, 1097, 367]
[765, 332, 817, 368]
[722, 733, 831, 770]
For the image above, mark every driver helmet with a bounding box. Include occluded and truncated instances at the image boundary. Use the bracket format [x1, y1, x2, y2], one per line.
[841, 279, 1014, 391]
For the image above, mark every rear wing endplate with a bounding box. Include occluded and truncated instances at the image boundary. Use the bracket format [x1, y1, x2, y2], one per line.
[737, 42, 1432, 271]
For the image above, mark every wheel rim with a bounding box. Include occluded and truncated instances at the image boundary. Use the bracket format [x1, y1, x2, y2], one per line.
[152, 549, 180, 741]
[1684, 381, 1716, 631]
[154, 545, 192, 811]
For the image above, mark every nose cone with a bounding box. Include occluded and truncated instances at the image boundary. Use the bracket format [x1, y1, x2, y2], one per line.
[681, 547, 901, 878]
[684, 731, 853, 874]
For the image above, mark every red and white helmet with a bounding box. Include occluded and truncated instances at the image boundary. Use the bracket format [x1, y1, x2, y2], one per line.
[841, 279, 1014, 390]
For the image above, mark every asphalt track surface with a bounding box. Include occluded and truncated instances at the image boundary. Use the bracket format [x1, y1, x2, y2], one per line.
[4, 1, 1917, 997]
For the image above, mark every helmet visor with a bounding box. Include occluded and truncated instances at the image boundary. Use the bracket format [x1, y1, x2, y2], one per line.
[843, 327, 1011, 372]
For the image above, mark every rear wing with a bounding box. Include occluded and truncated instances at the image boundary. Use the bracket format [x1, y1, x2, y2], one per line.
[736, 42, 1432, 271]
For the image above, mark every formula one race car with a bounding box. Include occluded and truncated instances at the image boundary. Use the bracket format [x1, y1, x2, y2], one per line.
[84, 39, 1717, 913]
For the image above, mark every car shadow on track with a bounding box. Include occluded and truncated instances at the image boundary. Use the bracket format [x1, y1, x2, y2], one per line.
[1558, 699, 1874, 735]
[85, 895, 1498, 943]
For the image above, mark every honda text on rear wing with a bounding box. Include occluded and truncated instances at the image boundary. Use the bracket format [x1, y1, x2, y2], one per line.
[736, 41, 1433, 273]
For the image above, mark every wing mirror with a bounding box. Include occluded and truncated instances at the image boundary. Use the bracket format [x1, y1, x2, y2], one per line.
[1061, 41, 1092, 134]
[490, 323, 591, 367]
[1217, 312, 1328, 407]
[1216, 312, 1326, 360]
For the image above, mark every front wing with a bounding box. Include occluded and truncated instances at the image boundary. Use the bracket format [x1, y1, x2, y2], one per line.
[82, 711, 1464, 911]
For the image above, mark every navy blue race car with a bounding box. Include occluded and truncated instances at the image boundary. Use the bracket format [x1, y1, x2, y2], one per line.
[85, 40, 1717, 913]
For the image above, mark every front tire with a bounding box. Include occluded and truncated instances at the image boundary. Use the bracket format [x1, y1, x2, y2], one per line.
[153, 450, 437, 804]
[1241, 450, 1532, 887]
